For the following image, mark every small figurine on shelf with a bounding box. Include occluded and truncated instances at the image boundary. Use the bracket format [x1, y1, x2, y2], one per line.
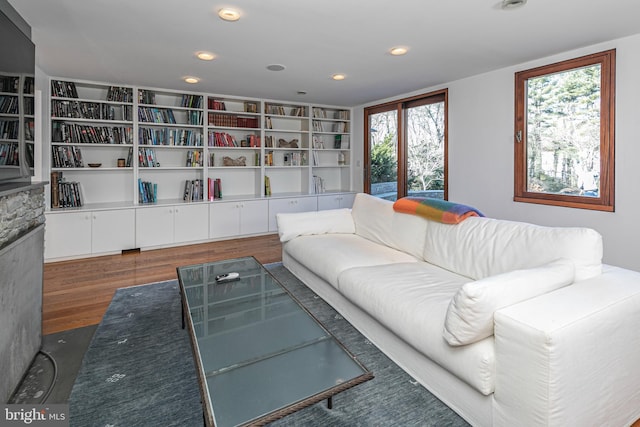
[278, 138, 298, 148]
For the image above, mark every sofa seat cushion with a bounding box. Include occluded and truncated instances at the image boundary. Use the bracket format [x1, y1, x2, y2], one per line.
[338, 262, 496, 395]
[283, 234, 418, 288]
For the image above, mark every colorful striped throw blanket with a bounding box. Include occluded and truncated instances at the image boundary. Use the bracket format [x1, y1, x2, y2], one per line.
[393, 197, 484, 224]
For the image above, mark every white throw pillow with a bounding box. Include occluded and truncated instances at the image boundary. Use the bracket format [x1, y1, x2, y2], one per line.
[443, 259, 575, 346]
[276, 208, 355, 242]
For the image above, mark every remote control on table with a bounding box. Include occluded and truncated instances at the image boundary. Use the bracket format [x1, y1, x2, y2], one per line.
[215, 272, 240, 283]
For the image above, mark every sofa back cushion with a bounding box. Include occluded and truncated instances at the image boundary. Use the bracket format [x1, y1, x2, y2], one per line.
[423, 217, 602, 281]
[351, 193, 427, 260]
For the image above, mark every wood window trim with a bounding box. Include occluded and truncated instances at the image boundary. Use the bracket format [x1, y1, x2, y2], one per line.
[513, 49, 615, 212]
[364, 89, 448, 200]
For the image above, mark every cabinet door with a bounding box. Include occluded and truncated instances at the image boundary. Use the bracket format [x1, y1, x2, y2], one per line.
[240, 199, 268, 235]
[44, 212, 92, 259]
[91, 209, 135, 254]
[135, 206, 174, 248]
[209, 202, 241, 239]
[318, 193, 356, 210]
[174, 204, 208, 244]
[268, 196, 318, 232]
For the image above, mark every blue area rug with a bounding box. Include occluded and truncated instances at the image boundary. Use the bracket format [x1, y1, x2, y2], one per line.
[69, 264, 468, 426]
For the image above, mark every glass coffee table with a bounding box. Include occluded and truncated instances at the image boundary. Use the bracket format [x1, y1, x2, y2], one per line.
[177, 256, 373, 427]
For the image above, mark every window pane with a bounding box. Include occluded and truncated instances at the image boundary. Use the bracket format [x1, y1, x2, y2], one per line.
[526, 64, 601, 197]
[406, 102, 445, 200]
[369, 110, 398, 201]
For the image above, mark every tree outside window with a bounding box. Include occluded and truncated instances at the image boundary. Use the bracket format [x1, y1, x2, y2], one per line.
[514, 50, 615, 211]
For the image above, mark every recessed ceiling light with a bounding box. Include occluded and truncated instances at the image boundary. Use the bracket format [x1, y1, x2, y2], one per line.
[501, 0, 527, 9]
[184, 76, 200, 84]
[266, 64, 286, 72]
[196, 51, 215, 61]
[389, 47, 408, 56]
[331, 73, 346, 81]
[218, 8, 241, 21]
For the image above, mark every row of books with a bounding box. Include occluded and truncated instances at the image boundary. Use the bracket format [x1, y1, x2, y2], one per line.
[208, 113, 259, 129]
[183, 179, 204, 201]
[208, 99, 226, 111]
[208, 132, 260, 148]
[208, 177, 222, 200]
[0, 143, 18, 165]
[23, 77, 34, 95]
[52, 100, 133, 121]
[0, 76, 19, 94]
[266, 104, 306, 117]
[138, 147, 159, 167]
[51, 80, 78, 98]
[311, 108, 349, 120]
[0, 119, 19, 139]
[51, 172, 83, 208]
[0, 95, 19, 114]
[334, 134, 350, 149]
[52, 145, 84, 168]
[138, 107, 176, 124]
[106, 86, 134, 103]
[333, 122, 349, 133]
[52, 122, 133, 145]
[138, 178, 157, 204]
[312, 175, 326, 194]
[139, 90, 204, 108]
[185, 150, 203, 167]
[138, 107, 203, 125]
[24, 97, 34, 115]
[139, 127, 203, 146]
[282, 151, 307, 166]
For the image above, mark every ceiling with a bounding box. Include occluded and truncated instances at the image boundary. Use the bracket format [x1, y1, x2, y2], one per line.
[7, 0, 640, 107]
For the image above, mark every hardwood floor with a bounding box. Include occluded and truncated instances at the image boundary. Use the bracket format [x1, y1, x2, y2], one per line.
[42, 234, 282, 335]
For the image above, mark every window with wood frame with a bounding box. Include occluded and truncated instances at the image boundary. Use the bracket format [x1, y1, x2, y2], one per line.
[365, 89, 448, 201]
[514, 49, 615, 211]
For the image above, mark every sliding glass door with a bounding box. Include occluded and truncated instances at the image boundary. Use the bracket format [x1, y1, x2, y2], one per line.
[365, 89, 447, 201]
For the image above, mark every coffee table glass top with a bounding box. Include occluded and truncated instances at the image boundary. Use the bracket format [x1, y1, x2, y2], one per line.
[177, 256, 372, 427]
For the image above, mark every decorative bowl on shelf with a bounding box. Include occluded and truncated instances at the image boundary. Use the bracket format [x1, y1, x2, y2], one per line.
[88, 163, 102, 168]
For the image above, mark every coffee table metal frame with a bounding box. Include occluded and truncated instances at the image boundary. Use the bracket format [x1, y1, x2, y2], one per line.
[177, 256, 373, 427]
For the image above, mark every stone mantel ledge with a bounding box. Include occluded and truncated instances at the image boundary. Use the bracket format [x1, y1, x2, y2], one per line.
[0, 181, 47, 198]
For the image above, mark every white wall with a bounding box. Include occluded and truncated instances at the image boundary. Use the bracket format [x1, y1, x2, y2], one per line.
[353, 33, 640, 272]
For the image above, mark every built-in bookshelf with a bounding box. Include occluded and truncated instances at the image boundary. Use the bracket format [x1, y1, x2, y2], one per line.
[46, 77, 352, 212]
[0, 73, 34, 170]
[50, 80, 134, 208]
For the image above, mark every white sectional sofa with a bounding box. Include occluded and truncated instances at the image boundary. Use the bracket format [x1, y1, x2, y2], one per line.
[276, 192, 640, 426]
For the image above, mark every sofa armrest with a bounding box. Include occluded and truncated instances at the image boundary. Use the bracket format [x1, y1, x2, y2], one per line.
[276, 208, 355, 242]
[493, 265, 640, 427]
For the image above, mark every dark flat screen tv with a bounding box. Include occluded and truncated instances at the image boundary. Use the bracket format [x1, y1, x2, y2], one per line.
[0, 8, 35, 182]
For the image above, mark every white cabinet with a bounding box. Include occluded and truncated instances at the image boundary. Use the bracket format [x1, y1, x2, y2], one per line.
[317, 193, 356, 210]
[136, 203, 208, 248]
[268, 196, 318, 232]
[209, 199, 268, 239]
[45, 212, 91, 259]
[91, 209, 135, 254]
[45, 208, 135, 259]
[174, 204, 209, 243]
